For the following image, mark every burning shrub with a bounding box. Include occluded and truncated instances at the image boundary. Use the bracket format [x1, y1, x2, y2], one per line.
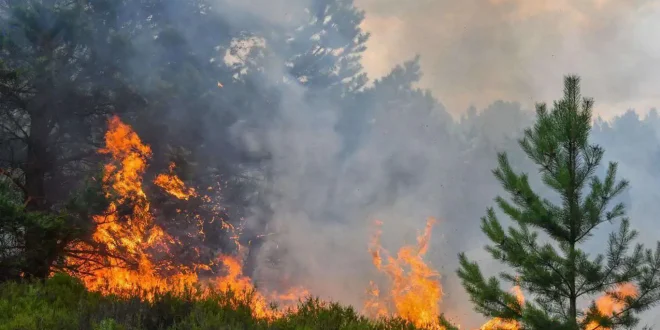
[0, 274, 436, 330]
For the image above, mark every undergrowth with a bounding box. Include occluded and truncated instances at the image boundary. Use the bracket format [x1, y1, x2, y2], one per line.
[0, 274, 428, 330]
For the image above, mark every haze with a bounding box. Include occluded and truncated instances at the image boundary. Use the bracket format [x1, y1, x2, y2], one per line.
[357, 0, 660, 118]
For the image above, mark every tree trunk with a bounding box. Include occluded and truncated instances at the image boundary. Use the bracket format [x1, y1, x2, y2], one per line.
[21, 111, 57, 279]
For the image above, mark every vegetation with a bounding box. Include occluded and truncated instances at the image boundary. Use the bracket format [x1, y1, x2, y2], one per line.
[0, 273, 425, 330]
[456, 76, 660, 329]
[1, 0, 660, 329]
[0, 0, 375, 281]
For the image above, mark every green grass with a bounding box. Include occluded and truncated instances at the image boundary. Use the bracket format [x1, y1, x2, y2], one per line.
[0, 274, 428, 330]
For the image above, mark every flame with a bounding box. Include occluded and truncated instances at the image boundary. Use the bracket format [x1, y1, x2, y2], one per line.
[365, 218, 445, 329]
[154, 162, 197, 200]
[474, 281, 638, 330]
[65, 115, 195, 298]
[479, 285, 523, 330]
[64, 115, 305, 319]
[63, 115, 638, 329]
[586, 282, 638, 330]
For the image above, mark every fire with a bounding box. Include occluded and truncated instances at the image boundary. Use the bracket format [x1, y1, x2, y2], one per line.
[64, 115, 305, 319]
[479, 285, 523, 330]
[480, 318, 521, 330]
[586, 282, 638, 330]
[365, 218, 445, 329]
[63, 115, 639, 329]
[65, 116, 196, 297]
[154, 162, 197, 200]
[474, 281, 638, 330]
[363, 218, 523, 330]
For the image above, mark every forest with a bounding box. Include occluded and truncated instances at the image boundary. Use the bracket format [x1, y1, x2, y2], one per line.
[1, 0, 660, 329]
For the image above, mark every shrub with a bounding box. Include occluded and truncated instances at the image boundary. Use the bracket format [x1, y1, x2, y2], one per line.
[0, 274, 429, 330]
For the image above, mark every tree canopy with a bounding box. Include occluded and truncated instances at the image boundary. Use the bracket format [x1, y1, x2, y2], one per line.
[456, 76, 660, 329]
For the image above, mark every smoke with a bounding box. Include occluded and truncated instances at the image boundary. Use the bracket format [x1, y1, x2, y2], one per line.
[356, 0, 660, 118]
[219, 21, 660, 326]
[227, 31, 525, 326]
[245, 79, 458, 308]
[42, 0, 660, 327]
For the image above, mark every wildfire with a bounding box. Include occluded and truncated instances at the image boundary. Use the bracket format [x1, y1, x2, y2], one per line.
[154, 162, 197, 200]
[64, 116, 195, 297]
[476, 281, 639, 330]
[64, 115, 304, 319]
[363, 219, 520, 330]
[62, 115, 640, 329]
[365, 218, 445, 329]
[586, 283, 639, 330]
[479, 285, 523, 330]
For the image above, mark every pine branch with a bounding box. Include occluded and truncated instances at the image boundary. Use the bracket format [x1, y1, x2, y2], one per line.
[492, 153, 568, 241]
[577, 162, 628, 243]
[0, 167, 28, 200]
[457, 253, 524, 320]
[576, 219, 641, 297]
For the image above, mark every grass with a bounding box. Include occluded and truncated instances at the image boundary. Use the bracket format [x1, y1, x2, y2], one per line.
[0, 274, 427, 330]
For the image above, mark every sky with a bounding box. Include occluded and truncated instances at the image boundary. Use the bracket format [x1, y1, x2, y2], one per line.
[356, 0, 660, 119]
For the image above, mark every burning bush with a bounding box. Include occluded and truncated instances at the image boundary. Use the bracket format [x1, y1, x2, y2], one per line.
[0, 273, 430, 330]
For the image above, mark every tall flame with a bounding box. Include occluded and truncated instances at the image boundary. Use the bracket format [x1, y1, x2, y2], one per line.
[65, 115, 304, 319]
[63, 115, 640, 329]
[365, 218, 445, 329]
[66, 116, 198, 297]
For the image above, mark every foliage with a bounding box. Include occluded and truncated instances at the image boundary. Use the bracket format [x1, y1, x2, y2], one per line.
[0, 161, 110, 278]
[0, 0, 147, 278]
[456, 76, 660, 329]
[0, 0, 374, 280]
[1, 0, 660, 328]
[0, 273, 433, 330]
[0, 179, 78, 281]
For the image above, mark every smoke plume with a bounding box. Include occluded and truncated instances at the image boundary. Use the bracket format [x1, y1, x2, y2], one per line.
[357, 0, 660, 118]
[37, 0, 660, 327]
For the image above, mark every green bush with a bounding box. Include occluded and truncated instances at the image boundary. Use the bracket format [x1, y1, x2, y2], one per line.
[0, 274, 430, 330]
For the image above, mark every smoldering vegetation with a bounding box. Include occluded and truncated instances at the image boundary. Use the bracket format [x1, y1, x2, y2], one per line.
[0, 0, 659, 327]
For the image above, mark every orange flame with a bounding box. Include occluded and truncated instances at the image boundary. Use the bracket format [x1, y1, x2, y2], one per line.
[65, 115, 638, 329]
[154, 162, 197, 200]
[475, 281, 639, 330]
[65, 116, 196, 298]
[365, 218, 445, 329]
[64, 115, 305, 319]
[586, 282, 638, 330]
[479, 285, 523, 330]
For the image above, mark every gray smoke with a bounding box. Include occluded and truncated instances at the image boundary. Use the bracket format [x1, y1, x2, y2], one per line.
[356, 0, 660, 118]
[115, 0, 660, 327]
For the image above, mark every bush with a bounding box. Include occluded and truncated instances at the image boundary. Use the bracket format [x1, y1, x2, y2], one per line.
[0, 274, 428, 330]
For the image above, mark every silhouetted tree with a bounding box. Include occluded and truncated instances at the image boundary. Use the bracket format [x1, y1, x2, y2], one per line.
[0, 0, 145, 278]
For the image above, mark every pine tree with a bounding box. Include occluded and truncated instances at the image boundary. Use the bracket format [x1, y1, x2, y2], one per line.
[456, 76, 660, 329]
[0, 0, 146, 279]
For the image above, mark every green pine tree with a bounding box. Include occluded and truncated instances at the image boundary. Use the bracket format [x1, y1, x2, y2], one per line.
[456, 75, 660, 329]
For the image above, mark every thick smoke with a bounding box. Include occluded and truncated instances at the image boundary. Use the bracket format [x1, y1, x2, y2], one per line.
[99, 0, 660, 327]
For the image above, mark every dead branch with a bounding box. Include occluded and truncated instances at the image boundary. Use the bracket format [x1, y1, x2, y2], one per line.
[0, 167, 28, 200]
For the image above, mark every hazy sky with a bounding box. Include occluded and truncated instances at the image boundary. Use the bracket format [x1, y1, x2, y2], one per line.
[356, 0, 660, 119]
